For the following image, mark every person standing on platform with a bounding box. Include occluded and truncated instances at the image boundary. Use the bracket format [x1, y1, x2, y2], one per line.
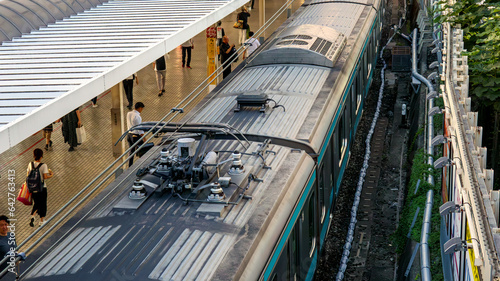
[42, 123, 53, 151]
[59, 107, 81, 152]
[220, 36, 236, 79]
[181, 39, 194, 68]
[243, 31, 261, 59]
[237, 7, 250, 45]
[123, 73, 138, 110]
[154, 56, 167, 96]
[126, 102, 145, 167]
[91, 96, 98, 108]
[217, 21, 225, 61]
[27, 149, 54, 227]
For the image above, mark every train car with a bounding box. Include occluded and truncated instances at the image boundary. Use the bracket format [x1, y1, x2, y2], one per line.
[21, 0, 383, 280]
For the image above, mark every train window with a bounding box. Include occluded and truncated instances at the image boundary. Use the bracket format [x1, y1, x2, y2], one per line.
[324, 145, 332, 213]
[338, 113, 347, 165]
[273, 242, 291, 280]
[363, 52, 368, 82]
[330, 133, 338, 197]
[352, 75, 362, 114]
[290, 226, 298, 280]
[307, 194, 316, 258]
[350, 76, 357, 120]
[358, 69, 364, 98]
[319, 163, 326, 223]
[367, 41, 373, 79]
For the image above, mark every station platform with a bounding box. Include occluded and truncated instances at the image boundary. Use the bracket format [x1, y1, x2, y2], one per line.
[0, 0, 303, 266]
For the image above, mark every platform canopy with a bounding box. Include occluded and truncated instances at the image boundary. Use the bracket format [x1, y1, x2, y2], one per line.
[0, 0, 247, 155]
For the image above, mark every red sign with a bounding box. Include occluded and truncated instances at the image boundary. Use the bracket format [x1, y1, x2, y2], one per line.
[206, 27, 217, 38]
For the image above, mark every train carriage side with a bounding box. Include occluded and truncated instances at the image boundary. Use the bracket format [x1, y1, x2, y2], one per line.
[235, 0, 384, 279]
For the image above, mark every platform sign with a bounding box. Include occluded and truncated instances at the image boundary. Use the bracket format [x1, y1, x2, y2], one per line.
[206, 27, 217, 86]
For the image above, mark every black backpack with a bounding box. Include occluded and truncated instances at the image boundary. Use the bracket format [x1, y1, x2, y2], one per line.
[26, 162, 44, 193]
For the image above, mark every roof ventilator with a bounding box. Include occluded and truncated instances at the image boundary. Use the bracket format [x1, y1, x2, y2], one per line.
[235, 94, 285, 113]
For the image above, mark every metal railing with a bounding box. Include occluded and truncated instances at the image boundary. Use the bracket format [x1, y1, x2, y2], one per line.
[0, 0, 300, 277]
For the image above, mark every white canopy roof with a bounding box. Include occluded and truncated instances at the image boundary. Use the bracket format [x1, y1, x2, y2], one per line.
[0, 0, 246, 154]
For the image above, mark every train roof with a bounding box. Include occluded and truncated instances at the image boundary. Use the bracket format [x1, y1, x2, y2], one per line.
[24, 140, 315, 280]
[190, 64, 331, 143]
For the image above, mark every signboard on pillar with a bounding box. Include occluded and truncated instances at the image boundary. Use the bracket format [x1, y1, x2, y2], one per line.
[110, 83, 125, 159]
[111, 108, 123, 158]
[206, 27, 217, 89]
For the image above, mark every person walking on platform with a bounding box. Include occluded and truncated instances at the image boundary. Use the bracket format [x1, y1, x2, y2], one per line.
[154, 56, 167, 96]
[42, 123, 53, 151]
[237, 7, 250, 45]
[123, 73, 139, 110]
[243, 31, 261, 59]
[220, 36, 236, 79]
[59, 107, 81, 152]
[181, 39, 194, 68]
[126, 102, 145, 167]
[27, 149, 54, 227]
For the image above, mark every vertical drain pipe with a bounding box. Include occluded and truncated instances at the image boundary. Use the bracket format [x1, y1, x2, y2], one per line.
[411, 27, 435, 280]
[411, 28, 436, 186]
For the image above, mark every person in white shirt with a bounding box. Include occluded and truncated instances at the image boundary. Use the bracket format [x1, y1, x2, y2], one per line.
[181, 39, 194, 68]
[243, 31, 261, 59]
[126, 102, 145, 167]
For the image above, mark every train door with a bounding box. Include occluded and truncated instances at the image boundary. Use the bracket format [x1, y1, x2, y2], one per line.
[329, 137, 337, 210]
[333, 111, 347, 196]
[298, 191, 317, 280]
[319, 164, 326, 226]
[319, 144, 333, 241]
[351, 75, 361, 126]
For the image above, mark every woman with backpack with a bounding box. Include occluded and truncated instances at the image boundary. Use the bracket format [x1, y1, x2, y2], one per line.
[27, 148, 54, 227]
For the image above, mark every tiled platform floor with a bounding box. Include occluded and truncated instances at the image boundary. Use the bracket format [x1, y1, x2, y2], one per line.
[0, 0, 303, 267]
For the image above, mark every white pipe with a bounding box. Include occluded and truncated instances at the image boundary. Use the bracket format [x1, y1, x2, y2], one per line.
[411, 29, 436, 185]
[412, 27, 435, 281]
[420, 190, 434, 280]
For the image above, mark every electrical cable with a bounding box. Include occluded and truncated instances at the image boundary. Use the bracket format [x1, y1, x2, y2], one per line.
[335, 26, 399, 281]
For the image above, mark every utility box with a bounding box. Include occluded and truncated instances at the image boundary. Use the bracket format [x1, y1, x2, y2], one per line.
[392, 46, 411, 72]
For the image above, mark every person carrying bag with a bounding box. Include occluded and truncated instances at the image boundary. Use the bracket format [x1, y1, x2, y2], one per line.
[27, 149, 54, 227]
[236, 7, 250, 45]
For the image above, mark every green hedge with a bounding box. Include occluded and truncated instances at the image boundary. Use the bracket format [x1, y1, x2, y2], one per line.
[392, 148, 444, 280]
